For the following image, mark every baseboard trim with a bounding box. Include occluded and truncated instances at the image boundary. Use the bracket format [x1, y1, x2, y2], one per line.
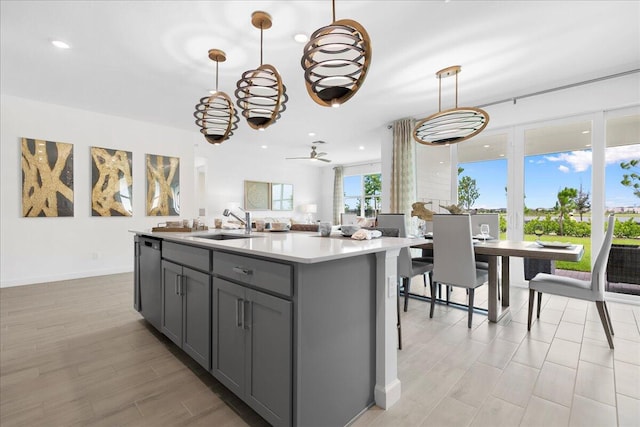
[1, 268, 133, 288]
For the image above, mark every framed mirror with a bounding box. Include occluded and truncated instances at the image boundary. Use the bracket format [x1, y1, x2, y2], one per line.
[271, 183, 293, 211]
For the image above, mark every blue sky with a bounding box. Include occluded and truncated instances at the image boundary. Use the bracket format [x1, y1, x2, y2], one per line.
[459, 145, 640, 209]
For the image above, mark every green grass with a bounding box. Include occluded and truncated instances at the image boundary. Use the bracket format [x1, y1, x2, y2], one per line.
[520, 234, 639, 272]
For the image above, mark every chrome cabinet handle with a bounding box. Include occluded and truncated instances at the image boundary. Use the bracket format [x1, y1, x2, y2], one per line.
[236, 298, 243, 328]
[232, 266, 252, 276]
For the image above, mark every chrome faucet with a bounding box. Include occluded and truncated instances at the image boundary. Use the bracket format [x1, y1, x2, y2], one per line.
[222, 208, 252, 234]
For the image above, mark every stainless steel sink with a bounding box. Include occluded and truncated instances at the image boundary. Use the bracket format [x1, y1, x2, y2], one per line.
[193, 233, 254, 240]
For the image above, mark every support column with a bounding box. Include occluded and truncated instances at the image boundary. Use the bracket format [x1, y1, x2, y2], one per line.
[374, 249, 401, 409]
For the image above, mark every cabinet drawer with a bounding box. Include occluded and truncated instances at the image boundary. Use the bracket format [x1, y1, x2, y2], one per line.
[163, 242, 212, 272]
[213, 252, 292, 298]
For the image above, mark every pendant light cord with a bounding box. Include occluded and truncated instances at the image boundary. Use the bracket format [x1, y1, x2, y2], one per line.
[332, 0, 336, 23]
[215, 60, 219, 91]
[260, 23, 264, 65]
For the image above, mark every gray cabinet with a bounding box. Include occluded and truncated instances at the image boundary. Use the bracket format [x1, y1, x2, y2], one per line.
[134, 236, 162, 331]
[161, 259, 211, 370]
[212, 277, 292, 427]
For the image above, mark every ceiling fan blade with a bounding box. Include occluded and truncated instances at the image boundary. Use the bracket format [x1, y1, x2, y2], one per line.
[285, 156, 310, 160]
[318, 158, 332, 163]
[316, 152, 328, 157]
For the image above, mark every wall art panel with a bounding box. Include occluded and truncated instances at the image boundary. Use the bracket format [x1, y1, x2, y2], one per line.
[146, 154, 180, 216]
[21, 137, 74, 217]
[91, 147, 133, 216]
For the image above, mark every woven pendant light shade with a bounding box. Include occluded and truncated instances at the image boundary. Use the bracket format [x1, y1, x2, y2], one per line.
[301, 0, 371, 108]
[414, 66, 489, 146]
[235, 11, 288, 131]
[194, 49, 238, 144]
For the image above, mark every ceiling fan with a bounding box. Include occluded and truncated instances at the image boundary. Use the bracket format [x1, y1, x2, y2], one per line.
[286, 145, 332, 163]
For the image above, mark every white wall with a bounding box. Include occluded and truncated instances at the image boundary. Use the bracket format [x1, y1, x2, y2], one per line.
[194, 142, 324, 224]
[1, 95, 323, 287]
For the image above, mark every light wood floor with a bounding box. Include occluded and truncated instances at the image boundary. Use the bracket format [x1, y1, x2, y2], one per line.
[1, 273, 639, 426]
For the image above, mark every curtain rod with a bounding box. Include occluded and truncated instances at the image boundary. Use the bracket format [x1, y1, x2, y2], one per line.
[476, 68, 639, 108]
[387, 68, 639, 128]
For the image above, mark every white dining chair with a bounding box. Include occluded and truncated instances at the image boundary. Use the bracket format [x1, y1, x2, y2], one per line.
[432, 214, 489, 328]
[527, 215, 616, 349]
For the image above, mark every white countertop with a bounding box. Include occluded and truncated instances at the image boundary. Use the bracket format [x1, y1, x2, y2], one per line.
[131, 229, 416, 264]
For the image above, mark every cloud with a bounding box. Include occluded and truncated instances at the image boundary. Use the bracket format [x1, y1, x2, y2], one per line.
[543, 145, 640, 173]
[558, 165, 570, 173]
[605, 145, 640, 165]
[545, 151, 592, 172]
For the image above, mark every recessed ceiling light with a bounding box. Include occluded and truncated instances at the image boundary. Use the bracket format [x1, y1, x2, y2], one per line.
[582, 130, 590, 134]
[483, 144, 490, 148]
[51, 40, 70, 49]
[439, 161, 445, 164]
[294, 33, 308, 43]
[261, 145, 268, 149]
[359, 146, 365, 150]
[585, 144, 592, 147]
[308, 132, 316, 137]
[499, 154, 505, 157]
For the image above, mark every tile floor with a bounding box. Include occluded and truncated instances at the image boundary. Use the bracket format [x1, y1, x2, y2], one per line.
[1, 273, 638, 426]
[352, 278, 640, 426]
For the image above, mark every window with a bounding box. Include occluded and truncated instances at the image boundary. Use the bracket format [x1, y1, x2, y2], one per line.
[343, 173, 381, 218]
[457, 133, 508, 214]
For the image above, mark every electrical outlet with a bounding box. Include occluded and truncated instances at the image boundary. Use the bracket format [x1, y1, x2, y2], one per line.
[387, 276, 397, 298]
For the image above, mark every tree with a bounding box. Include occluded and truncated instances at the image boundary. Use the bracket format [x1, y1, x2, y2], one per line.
[458, 175, 480, 210]
[556, 187, 577, 235]
[363, 174, 381, 216]
[620, 159, 640, 199]
[574, 183, 591, 221]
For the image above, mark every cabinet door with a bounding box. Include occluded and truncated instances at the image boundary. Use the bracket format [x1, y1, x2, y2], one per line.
[161, 260, 183, 347]
[245, 289, 292, 427]
[183, 267, 211, 370]
[211, 278, 245, 396]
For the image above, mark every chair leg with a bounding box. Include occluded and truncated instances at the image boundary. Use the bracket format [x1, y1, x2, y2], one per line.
[429, 280, 436, 318]
[446, 286, 451, 304]
[595, 301, 614, 349]
[536, 292, 542, 318]
[603, 301, 614, 335]
[397, 283, 402, 350]
[467, 288, 475, 328]
[403, 277, 409, 312]
[527, 289, 535, 331]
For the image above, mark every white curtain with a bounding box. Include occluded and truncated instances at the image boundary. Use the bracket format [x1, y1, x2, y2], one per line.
[390, 118, 415, 230]
[333, 166, 344, 225]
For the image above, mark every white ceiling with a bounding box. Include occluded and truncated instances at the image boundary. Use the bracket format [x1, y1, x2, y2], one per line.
[2, 1, 639, 165]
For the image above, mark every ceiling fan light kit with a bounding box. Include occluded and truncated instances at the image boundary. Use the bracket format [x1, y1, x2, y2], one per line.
[193, 49, 239, 144]
[301, 0, 372, 108]
[235, 11, 288, 131]
[413, 65, 489, 146]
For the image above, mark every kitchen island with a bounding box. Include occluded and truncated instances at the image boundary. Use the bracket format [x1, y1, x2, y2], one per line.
[132, 228, 414, 427]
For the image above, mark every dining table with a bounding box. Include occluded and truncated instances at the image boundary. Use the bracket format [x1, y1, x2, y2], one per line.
[411, 238, 585, 322]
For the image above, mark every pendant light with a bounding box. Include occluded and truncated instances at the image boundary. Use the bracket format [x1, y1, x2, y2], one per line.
[301, 0, 372, 108]
[413, 65, 489, 146]
[194, 49, 239, 144]
[235, 11, 288, 131]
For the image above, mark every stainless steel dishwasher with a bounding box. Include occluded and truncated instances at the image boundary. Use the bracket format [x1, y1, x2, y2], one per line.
[134, 235, 162, 331]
